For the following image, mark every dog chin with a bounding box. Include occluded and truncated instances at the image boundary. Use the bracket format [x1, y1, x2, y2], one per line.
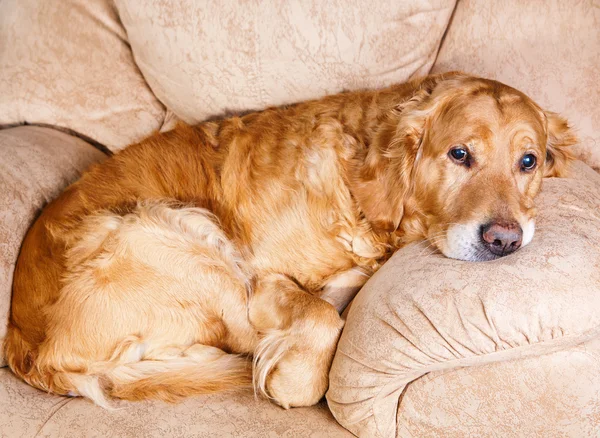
[433, 223, 482, 261]
[440, 246, 501, 262]
[438, 243, 501, 262]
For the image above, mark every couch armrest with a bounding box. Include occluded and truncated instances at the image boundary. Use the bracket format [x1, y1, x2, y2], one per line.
[0, 126, 106, 366]
[327, 162, 600, 437]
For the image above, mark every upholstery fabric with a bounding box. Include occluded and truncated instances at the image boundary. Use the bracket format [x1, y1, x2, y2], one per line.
[0, 126, 107, 367]
[0, 0, 165, 151]
[327, 161, 600, 437]
[396, 337, 600, 436]
[0, 368, 351, 438]
[432, 0, 600, 172]
[114, 0, 456, 124]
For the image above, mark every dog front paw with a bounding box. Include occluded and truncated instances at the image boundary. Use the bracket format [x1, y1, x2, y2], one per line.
[253, 323, 342, 408]
[265, 349, 329, 409]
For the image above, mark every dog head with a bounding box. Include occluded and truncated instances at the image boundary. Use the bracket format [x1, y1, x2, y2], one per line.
[352, 73, 577, 261]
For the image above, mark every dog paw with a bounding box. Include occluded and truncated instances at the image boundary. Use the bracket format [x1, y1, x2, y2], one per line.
[264, 349, 328, 409]
[253, 325, 342, 408]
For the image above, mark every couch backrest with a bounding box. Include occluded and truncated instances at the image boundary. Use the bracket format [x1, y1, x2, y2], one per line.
[0, 0, 166, 151]
[114, 0, 456, 126]
[0, 0, 456, 151]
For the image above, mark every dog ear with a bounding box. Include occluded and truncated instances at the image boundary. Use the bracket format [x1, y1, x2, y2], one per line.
[543, 111, 577, 177]
[348, 76, 449, 232]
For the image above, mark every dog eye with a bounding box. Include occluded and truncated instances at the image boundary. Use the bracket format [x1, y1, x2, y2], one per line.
[449, 147, 469, 163]
[521, 154, 537, 171]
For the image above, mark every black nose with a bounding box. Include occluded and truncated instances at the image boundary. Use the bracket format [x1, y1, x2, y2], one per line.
[481, 222, 523, 256]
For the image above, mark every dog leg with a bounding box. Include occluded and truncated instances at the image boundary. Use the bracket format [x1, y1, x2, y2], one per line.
[249, 273, 344, 408]
[319, 267, 371, 313]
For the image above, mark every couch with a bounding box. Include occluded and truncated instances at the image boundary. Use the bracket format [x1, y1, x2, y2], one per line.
[1, 1, 599, 437]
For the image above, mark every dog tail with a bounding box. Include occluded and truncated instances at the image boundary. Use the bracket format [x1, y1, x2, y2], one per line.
[5, 331, 251, 408]
[104, 347, 252, 405]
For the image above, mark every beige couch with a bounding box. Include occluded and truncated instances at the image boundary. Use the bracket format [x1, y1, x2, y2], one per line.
[1, 1, 599, 436]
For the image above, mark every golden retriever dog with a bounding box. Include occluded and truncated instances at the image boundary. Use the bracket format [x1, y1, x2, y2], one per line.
[4, 72, 576, 409]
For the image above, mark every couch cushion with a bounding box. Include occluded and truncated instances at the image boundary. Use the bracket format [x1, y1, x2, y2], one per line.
[0, 0, 166, 151]
[395, 337, 600, 437]
[432, 0, 600, 172]
[0, 368, 351, 438]
[0, 126, 107, 367]
[114, 0, 456, 124]
[327, 161, 600, 437]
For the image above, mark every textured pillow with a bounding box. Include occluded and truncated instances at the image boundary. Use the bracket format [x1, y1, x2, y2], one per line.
[432, 0, 600, 172]
[114, 0, 456, 124]
[0, 127, 106, 367]
[0, 0, 166, 151]
[327, 161, 600, 437]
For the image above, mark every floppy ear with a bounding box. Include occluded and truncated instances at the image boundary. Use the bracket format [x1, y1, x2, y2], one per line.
[544, 111, 578, 177]
[348, 78, 444, 232]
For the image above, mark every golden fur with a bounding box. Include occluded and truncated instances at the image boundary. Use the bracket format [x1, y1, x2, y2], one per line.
[4, 72, 576, 408]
